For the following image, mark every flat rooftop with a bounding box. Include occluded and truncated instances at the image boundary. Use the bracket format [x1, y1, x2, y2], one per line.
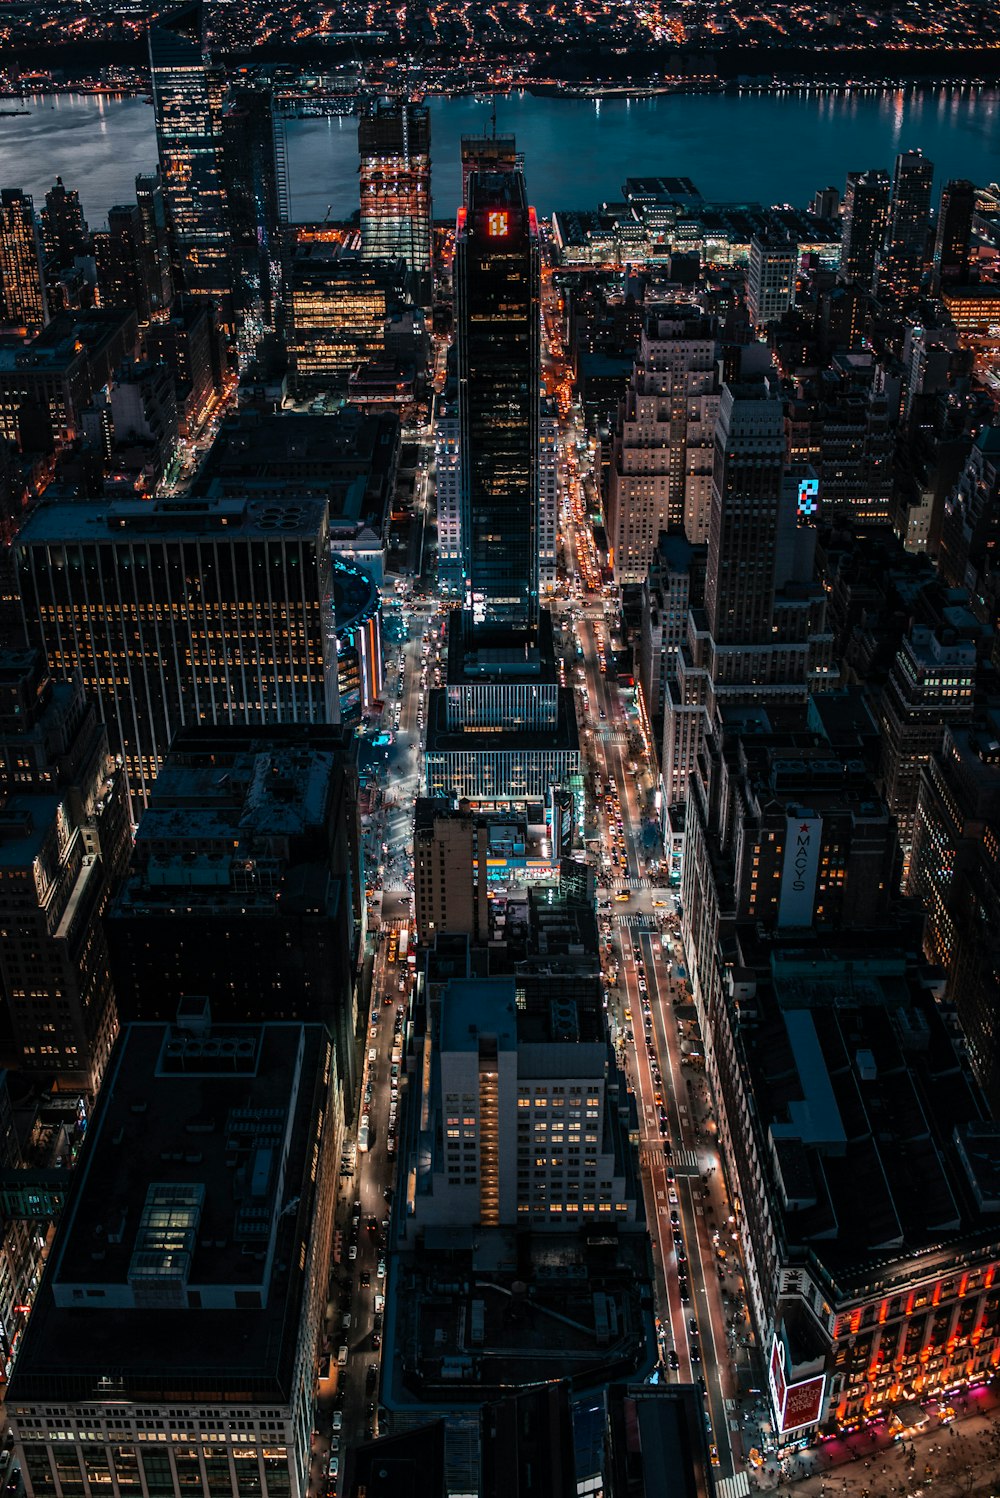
[15, 494, 328, 547]
[8, 1021, 331, 1404]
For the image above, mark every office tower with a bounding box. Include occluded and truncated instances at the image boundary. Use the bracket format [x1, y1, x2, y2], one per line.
[932, 177, 976, 292]
[0, 649, 130, 1093]
[939, 425, 1000, 596]
[0, 190, 47, 330]
[607, 308, 718, 583]
[287, 243, 406, 391]
[661, 378, 834, 813]
[411, 973, 635, 1229]
[909, 715, 1000, 1112]
[879, 148, 934, 304]
[144, 292, 226, 435]
[460, 132, 523, 200]
[435, 382, 462, 593]
[332, 556, 384, 722]
[148, 3, 231, 312]
[455, 169, 540, 634]
[40, 177, 88, 267]
[790, 352, 896, 527]
[107, 725, 362, 1099]
[221, 84, 281, 331]
[16, 493, 338, 811]
[135, 170, 174, 314]
[8, 1015, 341, 1498]
[538, 398, 559, 596]
[0, 308, 138, 454]
[358, 99, 432, 303]
[93, 204, 151, 321]
[878, 623, 976, 868]
[414, 798, 490, 943]
[746, 234, 798, 326]
[839, 169, 891, 291]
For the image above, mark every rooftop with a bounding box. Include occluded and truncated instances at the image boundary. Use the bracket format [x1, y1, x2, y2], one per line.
[8, 1020, 331, 1403]
[15, 494, 329, 547]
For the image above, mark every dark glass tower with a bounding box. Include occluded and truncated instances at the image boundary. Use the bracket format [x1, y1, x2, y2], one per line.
[456, 169, 540, 637]
[221, 84, 282, 330]
[839, 168, 890, 292]
[879, 148, 934, 304]
[932, 178, 975, 292]
[148, 2, 231, 315]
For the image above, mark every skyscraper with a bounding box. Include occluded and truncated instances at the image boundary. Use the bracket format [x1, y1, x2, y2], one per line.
[358, 99, 432, 303]
[879, 148, 934, 304]
[221, 83, 282, 330]
[460, 131, 523, 200]
[456, 169, 540, 635]
[148, 2, 231, 313]
[0, 189, 47, 330]
[40, 177, 88, 268]
[932, 177, 976, 292]
[16, 494, 338, 810]
[839, 169, 891, 291]
[746, 234, 798, 327]
[135, 170, 174, 315]
[93, 204, 151, 322]
[608, 308, 718, 583]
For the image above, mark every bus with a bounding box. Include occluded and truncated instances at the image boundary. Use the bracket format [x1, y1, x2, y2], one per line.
[358, 1117, 370, 1152]
[398, 927, 409, 962]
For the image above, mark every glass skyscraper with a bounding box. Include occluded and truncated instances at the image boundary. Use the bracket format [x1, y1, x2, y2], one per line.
[358, 100, 432, 304]
[455, 169, 540, 637]
[148, 4, 231, 315]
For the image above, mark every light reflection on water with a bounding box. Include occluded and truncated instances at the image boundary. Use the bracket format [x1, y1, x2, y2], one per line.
[0, 85, 995, 229]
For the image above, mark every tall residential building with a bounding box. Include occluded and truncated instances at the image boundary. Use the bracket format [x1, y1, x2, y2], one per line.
[746, 235, 798, 327]
[358, 99, 432, 303]
[456, 168, 540, 635]
[93, 204, 151, 322]
[932, 178, 976, 292]
[839, 169, 891, 292]
[0, 649, 130, 1094]
[878, 623, 976, 867]
[608, 308, 718, 583]
[144, 292, 226, 436]
[107, 725, 362, 1104]
[40, 178, 88, 267]
[879, 148, 934, 304]
[148, 5, 231, 312]
[16, 494, 338, 811]
[411, 974, 636, 1230]
[8, 1016, 341, 1498]
[414, 798, 490, 944]
[134, 170, 174, 315]
[0, 190, 47, 330]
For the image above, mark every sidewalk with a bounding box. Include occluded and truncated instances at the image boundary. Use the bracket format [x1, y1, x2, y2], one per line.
[752, 1384, 1000, 1498]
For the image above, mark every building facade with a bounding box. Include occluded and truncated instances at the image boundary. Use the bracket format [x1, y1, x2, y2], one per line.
[358, 99, 432, 303]
[16, 495, 338, 810]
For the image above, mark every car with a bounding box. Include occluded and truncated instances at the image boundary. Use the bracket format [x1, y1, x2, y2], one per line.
[348, 1244, 357, 1260]
[366, 1363, 379, 1393]
[690, 1343, 701, 1364]
[372, 1330, 381, 1347]
[667, 1348, 680, 1370]
[360, 1271, 371, 1288]
[668, 1188, 678, 1204]
[377, 1259, 386, 1279]
[329, 1456, 339, 1478]
[679, 1281, 690, 1302]
[670, 1211, 680, 1225]
[710, 1445, 720, 1467]
[341, 1312, 351, 1329]
[614, 892, 631, 902]
[689, 1317, 698, 1337]
[329, 1436, 340, 1453]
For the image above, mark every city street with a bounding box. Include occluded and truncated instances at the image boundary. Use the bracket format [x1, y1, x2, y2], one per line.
[552, 401, 756, 1492]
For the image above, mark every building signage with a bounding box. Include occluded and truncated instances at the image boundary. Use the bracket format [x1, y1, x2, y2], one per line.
[778, 815, 822, 928]
[797, 476, 819, 522]
[769, 1334, 825, 1433]
[487, 210, 509, 237]
[780, 1374, 826, 1433]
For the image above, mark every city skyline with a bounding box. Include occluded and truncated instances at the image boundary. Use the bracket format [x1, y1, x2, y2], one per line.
[0, 22, 998, 1498]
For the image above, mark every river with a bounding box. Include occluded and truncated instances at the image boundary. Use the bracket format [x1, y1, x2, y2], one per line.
[0, 86, 996, 229]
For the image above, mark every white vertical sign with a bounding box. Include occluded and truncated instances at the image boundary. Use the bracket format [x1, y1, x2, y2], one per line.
[778, 815, 822, 928]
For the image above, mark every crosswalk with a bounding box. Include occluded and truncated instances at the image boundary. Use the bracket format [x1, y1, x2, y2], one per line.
[715, 1473, 750, 1498]
[671, 1149, 702, 1172]
[617, 915, 659, 932]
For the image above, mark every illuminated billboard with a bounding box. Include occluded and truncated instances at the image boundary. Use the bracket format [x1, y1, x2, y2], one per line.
[487, 210, 509, 237]
[769, 1335, 826, 1435]
[797, 476, 819, 522]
